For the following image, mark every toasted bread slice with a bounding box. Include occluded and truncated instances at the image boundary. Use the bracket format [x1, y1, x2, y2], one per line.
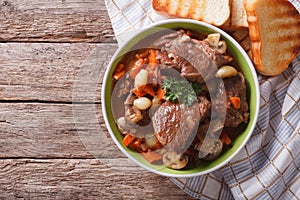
[245, 0, 300, 76]
[152, 0, 230, 26]
[231, 0, 248, 28]
[222, 0, 248, 30]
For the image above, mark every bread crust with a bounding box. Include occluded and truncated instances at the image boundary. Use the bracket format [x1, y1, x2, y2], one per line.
[152, 0, 230, 26]
[222, 0, 248, 31]
[245, 0, 300, 76]
[152, 0, 300, 76]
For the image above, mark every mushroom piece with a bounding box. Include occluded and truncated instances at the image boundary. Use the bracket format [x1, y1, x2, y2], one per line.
[215, 41, 227, 54]
[205, 33, 221, 48]
[124, 92, 143, 124]
[204, 33, 227, 54]
[149, 96, 162, 116]
[125, 105, 143, 124]
[202, 139, 223, 161]
[116, 117, 129, 132]
[145, 135, 160, 149]
[162, 151, 189, 169]
[180, 34, 191, 43]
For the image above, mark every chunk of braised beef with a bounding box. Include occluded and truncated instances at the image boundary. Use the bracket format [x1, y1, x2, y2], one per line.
[198, 96, 211, 119]
[154, 30, 232, 83]
[152, 96, 211, 154]
[214, 72, 249, 127]
[156, 50, 184, 71]
[180, 60, 205, 83]
[152, 102, 200, 154]
[152, 30, 182, 48]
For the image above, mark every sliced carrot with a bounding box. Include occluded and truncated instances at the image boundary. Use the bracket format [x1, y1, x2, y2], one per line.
[115, 63, 125, 73]
[230, 96, 240, 109]
[123, 134, 135, 147]
[143, 84, 155, 97]
[157, 86, 166, 100]
[141, 151, 162, 164]
[134, 84, 155, 97]
[113, 70, 125, 80]
[138, 58, 145, 66]
[113, 63, 126, 80]
[129, 138, 142, 152]
[149, 50, 157, 64]
[149, 50, 157, 69]
[130, 58, 144, 78]
[132, 88, 147, 98]
[221, 132, 232, 145]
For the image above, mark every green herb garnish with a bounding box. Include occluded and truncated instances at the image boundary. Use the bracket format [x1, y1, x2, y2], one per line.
[162, 77, 202, 106]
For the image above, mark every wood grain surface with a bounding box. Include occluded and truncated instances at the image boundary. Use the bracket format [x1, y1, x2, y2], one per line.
[0, 43, 116, 102]
[0, 0, 115, 42]
[0, 159, 191, 199]
[0, 0, 196, 199]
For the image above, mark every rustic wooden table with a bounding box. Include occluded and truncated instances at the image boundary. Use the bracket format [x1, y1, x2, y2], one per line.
[0, 0, 196, 199]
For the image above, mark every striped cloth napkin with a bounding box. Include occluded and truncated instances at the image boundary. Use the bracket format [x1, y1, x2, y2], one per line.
[104, 0, 300, 199]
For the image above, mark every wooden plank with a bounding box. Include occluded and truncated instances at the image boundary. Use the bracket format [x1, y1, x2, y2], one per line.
[0, 158, 195, 199]
[0, 43, 118, 102]
[0, 0, 115, 42]
[0, 103, 119, 158]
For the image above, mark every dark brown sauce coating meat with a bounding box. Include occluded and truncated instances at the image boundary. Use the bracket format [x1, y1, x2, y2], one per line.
[113, 29, 249, 165]
[152, 101, 199, 154]
[215, 72, 249, 127]
[154, 31, 232, 83]
[123, 92, 154, 137]
[152, 97, 211, 154]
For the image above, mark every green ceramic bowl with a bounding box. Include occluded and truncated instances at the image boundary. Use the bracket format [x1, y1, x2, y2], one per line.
[102, 19, 260, 177]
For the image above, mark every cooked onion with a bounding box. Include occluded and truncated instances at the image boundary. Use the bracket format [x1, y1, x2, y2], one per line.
[135, 69, 148, 88]
[133, 97, 152, 110]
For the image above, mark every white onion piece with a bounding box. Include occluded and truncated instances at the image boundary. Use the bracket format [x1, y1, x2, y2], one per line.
[133, 97, 152, 110]
[145, 135, 159, 148]
[215, 66, 238, 78]
[135, 69, 148, 88]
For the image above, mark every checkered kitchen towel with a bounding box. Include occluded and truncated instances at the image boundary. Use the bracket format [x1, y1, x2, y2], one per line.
[104, 0, 300, 199]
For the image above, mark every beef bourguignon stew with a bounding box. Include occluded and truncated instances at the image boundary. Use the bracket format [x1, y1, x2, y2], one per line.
[111, 29, 249, 170]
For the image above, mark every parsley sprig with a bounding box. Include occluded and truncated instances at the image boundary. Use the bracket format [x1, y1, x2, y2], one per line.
[162, 77, 202, 106]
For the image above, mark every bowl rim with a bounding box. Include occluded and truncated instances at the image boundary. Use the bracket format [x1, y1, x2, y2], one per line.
[102, 19, 260, 178]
